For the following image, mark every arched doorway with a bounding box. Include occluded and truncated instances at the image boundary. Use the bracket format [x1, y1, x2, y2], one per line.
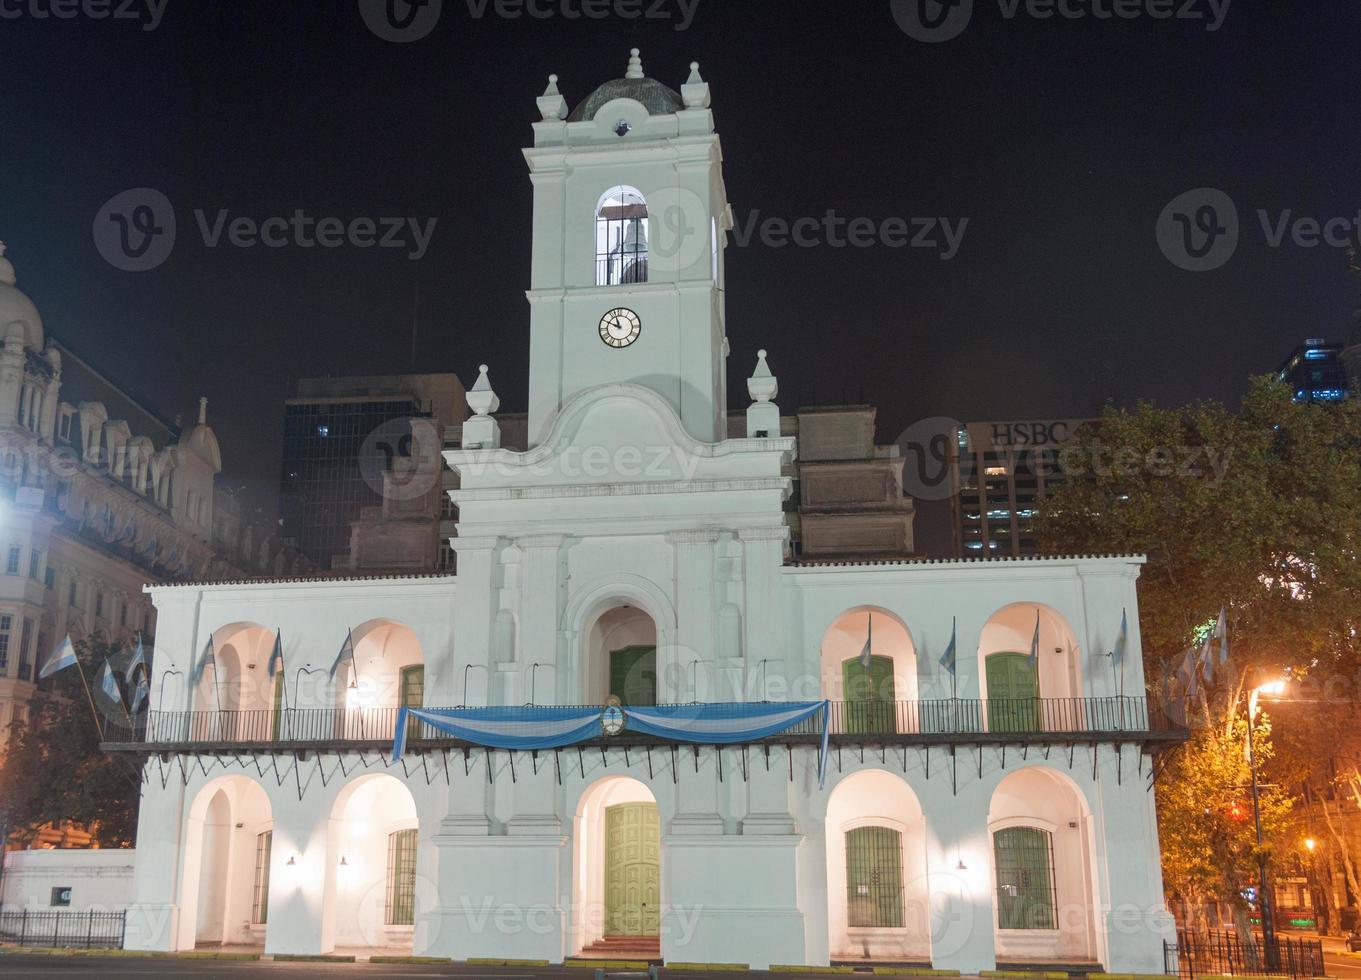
[988, 768, 1099, 965]
[824, 770, 931, 963]
[586, 606, 658, 707]
[821, 608, 919, 735]
[198, 623, 277, 742]
[178, 776, 273, 950]
[335, 620, 425, 740]
[977, 605, 1082, 733]
[574, 777, 661, 959]
[326, 774, 421, 955]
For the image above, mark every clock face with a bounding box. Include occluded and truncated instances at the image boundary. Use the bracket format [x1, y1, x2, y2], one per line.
[599, 308, 642, 349]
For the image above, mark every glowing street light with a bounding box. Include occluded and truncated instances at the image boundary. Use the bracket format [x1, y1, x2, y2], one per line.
[1246, 677, 1287, 967]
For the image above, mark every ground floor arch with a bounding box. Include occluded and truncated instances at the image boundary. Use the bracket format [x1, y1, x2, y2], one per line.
[178, 775, 273, 950]
[824, 769, 931, 963]
[988, 767, 1100, 965]
[573, 776, 661, 959]
[325, 773, 421, 954]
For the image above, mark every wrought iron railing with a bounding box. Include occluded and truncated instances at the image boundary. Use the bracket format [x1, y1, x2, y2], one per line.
[0, 909, 126, 949]
[102, 696, 1178, 749]
[1166, 929, 1325, 980]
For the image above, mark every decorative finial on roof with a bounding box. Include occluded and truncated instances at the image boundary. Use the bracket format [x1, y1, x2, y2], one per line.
[625, 48, 644, 80]
[682, 61, 711, 110]
[198, 396, 208, 426]
[0, 242, 14, 287]
[463, 364, 502, 449]
[746, 349, 780, 438]
[538, 73, 568, 121]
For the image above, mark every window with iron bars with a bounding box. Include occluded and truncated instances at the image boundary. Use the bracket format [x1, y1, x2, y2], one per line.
[251, 830, 272, 924]
[595, 186, 649, 286]
[386, 828, 418, 926]
[993, 826, 1057, 929]
[845, 825, 905, 928]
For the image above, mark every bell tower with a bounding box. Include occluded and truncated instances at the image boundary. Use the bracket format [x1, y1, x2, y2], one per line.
[524, 50, 732, 447]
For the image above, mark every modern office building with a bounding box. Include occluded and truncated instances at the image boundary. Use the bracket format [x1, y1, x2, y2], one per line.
[1276, 339, 1350, 403]
[113, 53, 1178, 973]
[950, 419, 1090, 558]
[280, 375, 466, 571]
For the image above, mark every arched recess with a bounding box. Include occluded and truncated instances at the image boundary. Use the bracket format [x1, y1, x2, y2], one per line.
[595, 185, 649, 285]
[196, 623, 277, 741]
[325, 774, 421, 954]
[563, 574, 677, 705]
[988, 768, 1099, 964]
[585, 606, 658, 706]
[821, 608, 919, 734]
[177, 776, 273, 950]
[573, 777, 661, 957]
[824, 770, 931, 962]
[336, 620, 425, 739]
[976, 604, 1082, 732]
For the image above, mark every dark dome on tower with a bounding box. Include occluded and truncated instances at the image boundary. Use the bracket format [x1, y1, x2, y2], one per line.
[567, 49, 684, 122]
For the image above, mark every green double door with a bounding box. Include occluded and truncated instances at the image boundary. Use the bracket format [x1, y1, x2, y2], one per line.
[609, 646, 657, 706]
[986, 653, 1040, 732]
[842, 655, 896, 734]
[605, 803, 661, 937]
[993, 826, 1056, 929]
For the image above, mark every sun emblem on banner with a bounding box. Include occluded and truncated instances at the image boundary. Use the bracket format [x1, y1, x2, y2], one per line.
[601, 696, 626, 736]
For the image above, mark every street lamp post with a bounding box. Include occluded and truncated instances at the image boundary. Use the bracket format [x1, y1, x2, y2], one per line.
[1248, 682, 1285, 970]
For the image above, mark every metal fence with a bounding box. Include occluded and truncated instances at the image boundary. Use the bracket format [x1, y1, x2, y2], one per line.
[0, 909, 126, 949]
[1165, 930, 1325, 980]
[103, 695, 1173, 749]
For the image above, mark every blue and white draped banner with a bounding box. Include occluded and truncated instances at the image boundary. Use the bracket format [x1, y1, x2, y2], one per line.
[390, 700, 832, 787]
[624, 701, 832, 788]
[391, 706, 603, 761]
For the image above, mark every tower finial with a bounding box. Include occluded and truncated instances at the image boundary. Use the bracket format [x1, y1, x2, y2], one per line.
[538, 73, 568, 121]
[198, 396, 208, 425]
[746, 349, 780, 438]
[626, 48, 644, 80]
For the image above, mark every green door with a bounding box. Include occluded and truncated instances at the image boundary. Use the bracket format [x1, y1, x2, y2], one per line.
[270, 673, 284, 740]
[605, 803, 661, 937]
[610, 646, 657, 707]
[401, 665, 425, 740]
[845, 826, 904, 927]
[994, 826, 1056, 929]
[842, 655, 897, 734]
[986, 653, 1039, 732]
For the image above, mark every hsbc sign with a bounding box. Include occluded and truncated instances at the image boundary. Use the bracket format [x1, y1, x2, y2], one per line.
[986, 420, 1081, 448]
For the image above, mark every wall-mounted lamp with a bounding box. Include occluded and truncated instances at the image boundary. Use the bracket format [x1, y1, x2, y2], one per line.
[956, 858, 968, 871]
[286, 855, 297, 867]
[339, 856, 349, 868]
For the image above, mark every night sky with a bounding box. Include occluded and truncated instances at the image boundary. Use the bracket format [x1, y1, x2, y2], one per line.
[2, 1, 1358, 526]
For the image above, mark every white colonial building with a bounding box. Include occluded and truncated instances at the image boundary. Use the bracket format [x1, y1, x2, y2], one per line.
[116, 51, 1179, 971]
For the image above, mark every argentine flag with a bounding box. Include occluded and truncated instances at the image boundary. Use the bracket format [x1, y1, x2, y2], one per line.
[939, 617, 957, 677]
[39, 635, 77, 679]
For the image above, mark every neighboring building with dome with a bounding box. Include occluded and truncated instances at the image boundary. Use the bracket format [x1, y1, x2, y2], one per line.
[0, 243, 308, 776]
[108, 52, 1180, 972]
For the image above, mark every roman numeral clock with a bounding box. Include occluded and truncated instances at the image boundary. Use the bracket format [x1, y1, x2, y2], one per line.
[599, 308, 642, 349]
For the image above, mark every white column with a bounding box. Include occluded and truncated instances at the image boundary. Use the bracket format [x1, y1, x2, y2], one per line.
[738, 527, 789, 700]
[264, 794, 333, 956]
[451, 537, 501, 706]
[666, 529, 720, 703]
[123, 772, 188, 951]
[921, 784, 997, 973]
[516, 534, 566, 705]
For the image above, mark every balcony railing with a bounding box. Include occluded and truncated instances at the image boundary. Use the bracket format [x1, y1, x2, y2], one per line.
[101, 696, 1183, 751]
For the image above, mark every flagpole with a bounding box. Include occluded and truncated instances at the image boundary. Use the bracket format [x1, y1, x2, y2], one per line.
[72, 655, 105, 740]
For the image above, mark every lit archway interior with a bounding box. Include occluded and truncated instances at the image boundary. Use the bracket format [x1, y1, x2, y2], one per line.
[326, 774, 420, 952]
[824, 769, 931, 962]
[337, 620, 424, 739]
[977, 605, 1082, 732]
[197, 624, 276, 741]
[821, 608, 919, 734]
[573, 776, 661, 955]
[178, 776, 273, 950]
[988, 767, 1098, 964]
[585, 606, 658, 706]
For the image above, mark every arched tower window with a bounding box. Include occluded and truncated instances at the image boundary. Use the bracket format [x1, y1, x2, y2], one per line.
[595, 186, 649, 286]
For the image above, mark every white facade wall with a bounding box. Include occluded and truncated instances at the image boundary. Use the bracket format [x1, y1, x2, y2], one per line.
[1, 849, 134, 912]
